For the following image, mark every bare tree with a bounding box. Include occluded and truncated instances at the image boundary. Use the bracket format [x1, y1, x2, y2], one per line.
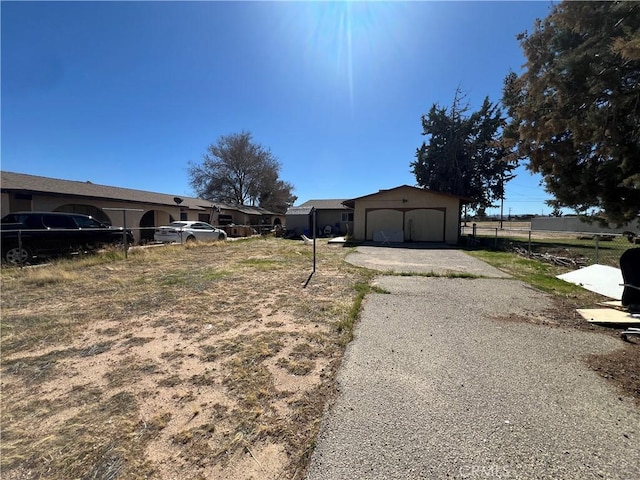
[189, 132, 296, 211]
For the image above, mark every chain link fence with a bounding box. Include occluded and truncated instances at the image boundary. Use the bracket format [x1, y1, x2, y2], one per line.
[460, 224, 638, 268]
[1, 223, 277, 267]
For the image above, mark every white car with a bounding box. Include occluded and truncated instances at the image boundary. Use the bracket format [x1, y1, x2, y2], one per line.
[154, 221, 227, 244]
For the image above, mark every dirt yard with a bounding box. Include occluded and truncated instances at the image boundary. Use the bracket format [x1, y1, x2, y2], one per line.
[1, 238, 371, 480]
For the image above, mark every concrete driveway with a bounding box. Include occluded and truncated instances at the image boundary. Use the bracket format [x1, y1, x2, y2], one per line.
[306, 246, 640, 479]
[345, 244, 510, 277]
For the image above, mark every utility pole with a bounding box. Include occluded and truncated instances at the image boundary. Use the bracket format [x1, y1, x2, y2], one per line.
[499, 175, 504, 229]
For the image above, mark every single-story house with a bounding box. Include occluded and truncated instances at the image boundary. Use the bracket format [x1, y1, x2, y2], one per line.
[343, 185, 467, 244]
[285, 199, 354, 237]
[1, 171, 283, 244]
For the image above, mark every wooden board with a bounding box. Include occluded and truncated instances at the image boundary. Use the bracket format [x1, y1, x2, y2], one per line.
[577, 308, 640, 325]
[597, 300, 624, 309]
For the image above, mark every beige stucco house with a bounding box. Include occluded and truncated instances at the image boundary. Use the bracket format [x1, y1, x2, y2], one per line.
[1, 171, 283, 244]
[343, 185, 467, 244]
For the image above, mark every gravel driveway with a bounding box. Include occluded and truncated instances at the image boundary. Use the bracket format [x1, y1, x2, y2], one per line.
[306, 247, 640, 479]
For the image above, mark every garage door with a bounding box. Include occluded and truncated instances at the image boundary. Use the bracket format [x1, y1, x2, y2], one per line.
[405, 209, 445, 242]
[366, 209, 403, 241]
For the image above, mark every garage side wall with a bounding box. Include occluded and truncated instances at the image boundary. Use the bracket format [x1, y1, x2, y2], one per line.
[352, 188, 461, 244]
[285, 214, 311, 236]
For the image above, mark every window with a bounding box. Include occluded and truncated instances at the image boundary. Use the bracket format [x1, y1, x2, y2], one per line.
[2, 213, 27, 223]
[180, 211, 188, 221]
[218, 214, 233, 226]
[341, 212, 354, 222]
[73, 215, 104, 228]
[42, 215, 76, 229]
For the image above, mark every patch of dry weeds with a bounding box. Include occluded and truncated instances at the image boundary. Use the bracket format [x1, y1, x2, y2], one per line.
[1, 237, 370, 479]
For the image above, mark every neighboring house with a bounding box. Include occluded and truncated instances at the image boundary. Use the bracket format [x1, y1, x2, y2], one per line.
[285, 199, 353, 237]
[1, 171, 282, 243]
[343, 185, 467, 244]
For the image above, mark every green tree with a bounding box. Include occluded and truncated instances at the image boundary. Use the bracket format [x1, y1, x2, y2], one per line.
[411, 90, 516, 212]
[257, 175, 297, 214]
[503, 1, 640, 224]
[189, 132, 296, 213]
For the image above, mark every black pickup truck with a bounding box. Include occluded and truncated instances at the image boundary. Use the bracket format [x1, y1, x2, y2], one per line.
[1, 211, 134, 264]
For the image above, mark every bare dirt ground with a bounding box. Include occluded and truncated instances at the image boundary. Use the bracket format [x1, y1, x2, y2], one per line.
[1, 238, 371, 480]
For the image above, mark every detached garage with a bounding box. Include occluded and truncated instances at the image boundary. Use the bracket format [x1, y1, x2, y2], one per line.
[343, 185, 466, 245]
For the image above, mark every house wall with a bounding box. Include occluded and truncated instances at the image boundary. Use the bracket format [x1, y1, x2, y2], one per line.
[315, 210, 352, 236]
[1, 193, 11, 217]
[1, 191, 192, 244]
[352, 187, 461, 244]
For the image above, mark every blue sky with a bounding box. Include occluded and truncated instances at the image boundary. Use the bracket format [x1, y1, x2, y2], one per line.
[2, 1, 557, 215]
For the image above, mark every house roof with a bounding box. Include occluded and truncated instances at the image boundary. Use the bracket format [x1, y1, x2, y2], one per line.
[1, 171, 209, 209]
[298, 199, 351, 210]
[342, 185, 470, 208]
[285, 206, 314, 216]
[1, 171, 277, 216]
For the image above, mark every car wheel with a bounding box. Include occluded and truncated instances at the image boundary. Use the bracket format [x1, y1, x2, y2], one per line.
[185, 235, 196, 243]
[5, 246, 32, 265]
[219, 233, 226, 240]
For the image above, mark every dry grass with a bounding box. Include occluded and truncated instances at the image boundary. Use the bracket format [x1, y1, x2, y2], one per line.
[1, 237, 372, 480]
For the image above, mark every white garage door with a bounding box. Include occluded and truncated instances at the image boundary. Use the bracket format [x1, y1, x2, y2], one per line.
[366, 209, 403, 241]
[405, 209, 445, 242]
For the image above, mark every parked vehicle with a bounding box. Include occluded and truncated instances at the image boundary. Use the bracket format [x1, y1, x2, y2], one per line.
[154, 221, 227, 244]
[1, 211, 134, 265]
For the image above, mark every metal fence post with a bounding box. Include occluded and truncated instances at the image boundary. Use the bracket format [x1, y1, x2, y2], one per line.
[303, 207, 317, 288]
[528, 230, 532, 257]
[123, 210, 129, 259]
[594, 235, 599, 264]
[494, 228, 498, 249]
[18, 229, 23, 269]
[103, 208, 143, 258]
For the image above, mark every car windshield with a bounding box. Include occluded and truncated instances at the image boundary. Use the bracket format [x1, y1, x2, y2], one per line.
[1, 214, 25, 223]
[169, 222, 188, 227]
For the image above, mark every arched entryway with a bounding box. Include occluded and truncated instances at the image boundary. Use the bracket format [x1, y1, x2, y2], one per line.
[139, 210, 174, 243]
[54, 204, 111, 224]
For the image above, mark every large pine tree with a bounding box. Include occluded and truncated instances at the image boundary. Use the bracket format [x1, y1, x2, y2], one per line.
[503, 1, 640, 224]
[411, 91, 516, 214]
